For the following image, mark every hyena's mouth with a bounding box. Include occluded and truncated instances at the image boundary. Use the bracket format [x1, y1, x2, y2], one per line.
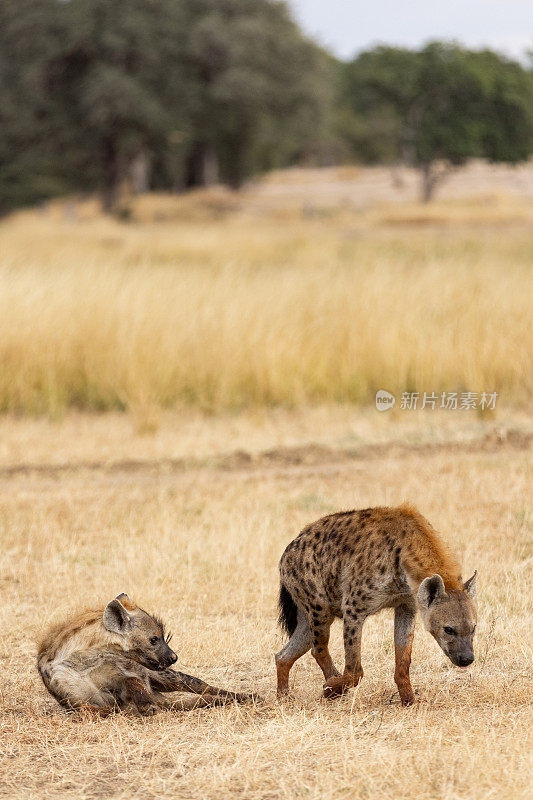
[142, 657, 162, 671]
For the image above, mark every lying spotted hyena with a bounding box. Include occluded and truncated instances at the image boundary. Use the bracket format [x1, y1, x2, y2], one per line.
[275, 503, 477, 704]
[38, 593, 258, 715]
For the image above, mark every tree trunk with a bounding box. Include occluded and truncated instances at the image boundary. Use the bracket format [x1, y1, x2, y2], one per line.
[421, 162, 436, 202]
[101, 136, 122, 213]
[187, 142, 219, 188]
[200, 143, 219, 186]
[130, 149, 151, 195]
[420, 161, 455, 202]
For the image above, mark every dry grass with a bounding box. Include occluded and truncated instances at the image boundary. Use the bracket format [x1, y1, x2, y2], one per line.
[0, 182, 531, 415]
[0, 409, 531, 800]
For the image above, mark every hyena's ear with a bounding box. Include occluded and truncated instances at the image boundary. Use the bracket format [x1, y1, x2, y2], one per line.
[115, 592, 137, 611]
[103, 596, 134, 634]
[417, 574, 447, 607]
[463, 570, 477, 598]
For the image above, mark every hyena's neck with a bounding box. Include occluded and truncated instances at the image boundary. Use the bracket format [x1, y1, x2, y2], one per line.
[396, 504, 462, 591]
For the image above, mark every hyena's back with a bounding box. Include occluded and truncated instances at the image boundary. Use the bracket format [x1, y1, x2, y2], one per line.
[279, 505, 433, 620]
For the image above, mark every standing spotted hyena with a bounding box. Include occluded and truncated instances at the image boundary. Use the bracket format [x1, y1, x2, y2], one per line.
[275, 504, 477, 704]
[38, 593, 258, 715]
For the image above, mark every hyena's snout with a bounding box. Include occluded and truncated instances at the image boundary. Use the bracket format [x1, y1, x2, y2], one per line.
[448, 641, 474, 668]
[158, 644, 178, 670]
[167, 650, 178, 667]
[456, 650, 474, 668]
[148, 640, 178, 671]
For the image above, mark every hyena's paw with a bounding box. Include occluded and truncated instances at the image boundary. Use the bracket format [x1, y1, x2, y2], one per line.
[235, 691, 263, 704]
[323, 670, 363, 699]
[323, 677, 349, 699]
[137, 700, 159, 716]
[399, 690, 416, 707]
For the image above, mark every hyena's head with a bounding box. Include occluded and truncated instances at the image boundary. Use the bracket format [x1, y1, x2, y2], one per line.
[102, 593, 177, 671]
[417, 572, 477, 668]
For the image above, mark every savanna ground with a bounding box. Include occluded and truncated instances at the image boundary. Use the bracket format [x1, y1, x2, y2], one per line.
[0, 163, 532, 799]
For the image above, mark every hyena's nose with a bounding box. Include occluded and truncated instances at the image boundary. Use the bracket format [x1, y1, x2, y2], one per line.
[169, 652, 178, 665]
[458, 654, 474, 667]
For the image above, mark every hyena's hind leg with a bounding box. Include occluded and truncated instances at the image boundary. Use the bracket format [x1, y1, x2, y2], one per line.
[309, 606, 341, 684]
[43, 662, 118, 714]
[324, 608, 365, 699]
[275, 605, 313, 695]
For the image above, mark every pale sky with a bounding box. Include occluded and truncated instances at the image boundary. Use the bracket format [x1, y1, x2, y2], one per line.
[288, 0, 533, 61]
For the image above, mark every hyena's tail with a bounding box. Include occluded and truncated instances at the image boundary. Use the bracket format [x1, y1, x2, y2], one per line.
[278, 583, 298, 637]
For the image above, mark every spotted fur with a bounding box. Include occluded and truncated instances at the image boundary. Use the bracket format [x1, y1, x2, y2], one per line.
[275, 504, 477, 704]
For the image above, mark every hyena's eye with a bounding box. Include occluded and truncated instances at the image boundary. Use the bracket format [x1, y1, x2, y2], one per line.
[443, 626, 457, 636]
[150, 635, 159, 645]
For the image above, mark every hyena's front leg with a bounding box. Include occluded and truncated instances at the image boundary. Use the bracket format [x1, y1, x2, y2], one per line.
[324, 612, 365, 698]
[123, 676, 159, 716]
[161, 694, 233, 711]
[394, 603, 416, 706]
[149, 669, 258, 705]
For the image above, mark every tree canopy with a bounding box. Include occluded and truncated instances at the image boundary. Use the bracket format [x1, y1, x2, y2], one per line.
[0, 1, 532, 212]
[0, 0, 64, 211]
[340, 42, 533, 199]
[0, 0, 332, 212]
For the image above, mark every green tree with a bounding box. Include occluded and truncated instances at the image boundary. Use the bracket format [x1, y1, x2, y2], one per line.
[50, 0, 192, 212]
[181, 0, 332, 188]
[340, 43, 533, 200]
[48, 0, 332, 208]
[0, 0, 64, 213]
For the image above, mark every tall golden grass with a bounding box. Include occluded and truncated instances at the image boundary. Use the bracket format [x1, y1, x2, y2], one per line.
[0, 191, 531, 414]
